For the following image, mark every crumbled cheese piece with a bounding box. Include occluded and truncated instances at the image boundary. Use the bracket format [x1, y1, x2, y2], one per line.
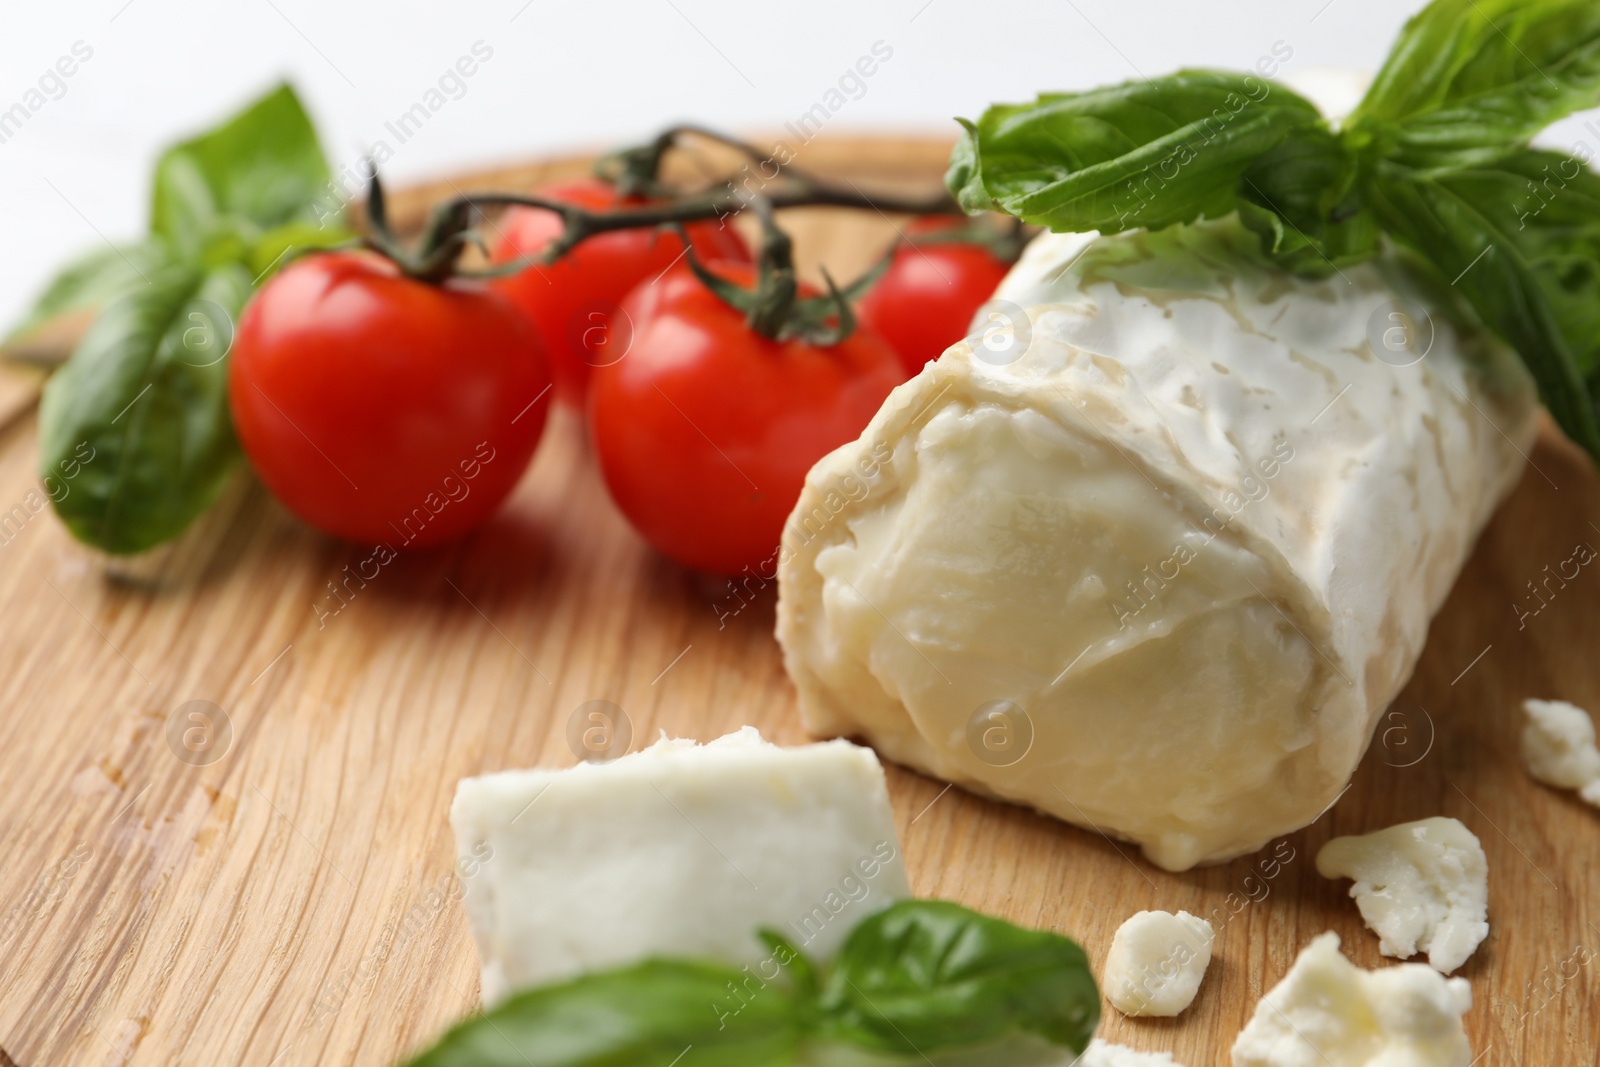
[1102, 910, 1214, 1015]
[1522, 699, 1600, 806]
[450, 727, 910, 1005]
[1078, 1038, 1185, 1066]
[1316, 817, 1488, 974]
[1231, 932, 1473, 1067]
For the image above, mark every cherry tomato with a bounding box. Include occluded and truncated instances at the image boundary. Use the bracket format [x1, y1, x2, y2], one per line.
[490, 179, 751, 405]
[229, 251, 551, 547]
[857, 217, 1013, 377]
[589, 262, 903, 576]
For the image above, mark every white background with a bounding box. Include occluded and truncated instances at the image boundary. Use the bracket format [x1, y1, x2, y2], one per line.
[3, 0, 1596, 329]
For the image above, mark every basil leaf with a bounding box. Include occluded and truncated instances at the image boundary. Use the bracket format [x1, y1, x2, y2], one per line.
[1238, 125, 1379, 277]
[404, 960, 802, 1067]
[152, 83, 334, 257]
[948, 72, 1321, 235]
[38, 262, 250, 553]
[814, 900, 1098, 1057]
[759, 929, 818, 1001]
[9, 85, 348, 362]
[26, 84, 352, 553]
[4, 241, 170, 349]
[945, 119, 990, 216]
[1350, 0, 1600, 171]
[1367, 152, 1600, 458]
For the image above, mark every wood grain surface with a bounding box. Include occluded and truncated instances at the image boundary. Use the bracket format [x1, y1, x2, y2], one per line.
[0, 138, 1596, 1067]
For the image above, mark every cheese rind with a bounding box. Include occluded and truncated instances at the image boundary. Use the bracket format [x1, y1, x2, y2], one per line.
[1521, 699, 1600, 805]
[1230, 932, 1473, 1067]
[450, 727, 910, 1004]
[1103, 910, 1214, 1016]
[775, 219, 1534, 871]
[1316, 816, 1488, 974]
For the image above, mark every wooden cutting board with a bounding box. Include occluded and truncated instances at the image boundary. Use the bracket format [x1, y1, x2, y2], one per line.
[0, 138, 1595, 1067]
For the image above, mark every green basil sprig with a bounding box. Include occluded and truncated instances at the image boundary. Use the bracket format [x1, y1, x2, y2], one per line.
[1349, 0, 1600, 171]
[402, 901, 1098, 1067]
[1368, 152, 1600, 456]
[811, 900, 1098, 1056]
[38, 264, 249, 553]
[15, 84, 351, 553]
[949, 0, 1600, 461]
[947, 72, 1322, 235]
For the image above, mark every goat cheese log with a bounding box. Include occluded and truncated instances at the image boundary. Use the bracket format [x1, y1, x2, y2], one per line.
[775, 219, 1535, 871]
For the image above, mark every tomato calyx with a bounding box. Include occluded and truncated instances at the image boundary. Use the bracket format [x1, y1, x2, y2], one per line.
[679, 200, 891, 346]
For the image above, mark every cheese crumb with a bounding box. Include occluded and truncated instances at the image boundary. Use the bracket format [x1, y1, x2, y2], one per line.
[1522, 699, 1600, 806]
[1078, 1038, 1185, 1066]
[1231, 932, 1473, 1067]
[1315, 817, 1488, 974]
[1102, 910, 1214, 1016]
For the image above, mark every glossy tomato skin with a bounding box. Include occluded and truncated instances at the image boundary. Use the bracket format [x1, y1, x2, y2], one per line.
[589, 263, 903, 577]
[229, 252, 551, 547]
[857, 218, 1013, 377]
[490, 179, 751, 405]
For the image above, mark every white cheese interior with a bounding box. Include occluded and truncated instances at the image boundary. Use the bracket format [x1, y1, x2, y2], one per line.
[812, 397, 1319, 870]
[1315, 817, 1488, 974]
[777, 219, 1535, 870]
[1230, 931, 1473, 1067]
[450, 727, 909, 1004]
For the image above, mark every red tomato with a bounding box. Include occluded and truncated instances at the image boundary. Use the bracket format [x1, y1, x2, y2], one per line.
[857, 218, 1013, 377]
[490, 179, 751, 405]
[589, 262, 903, 576]
[229, 251, 551, 547]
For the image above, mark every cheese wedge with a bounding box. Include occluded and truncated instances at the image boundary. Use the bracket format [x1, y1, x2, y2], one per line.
[450, 727, 910, 1004]
[776, 218, 1534, 870]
